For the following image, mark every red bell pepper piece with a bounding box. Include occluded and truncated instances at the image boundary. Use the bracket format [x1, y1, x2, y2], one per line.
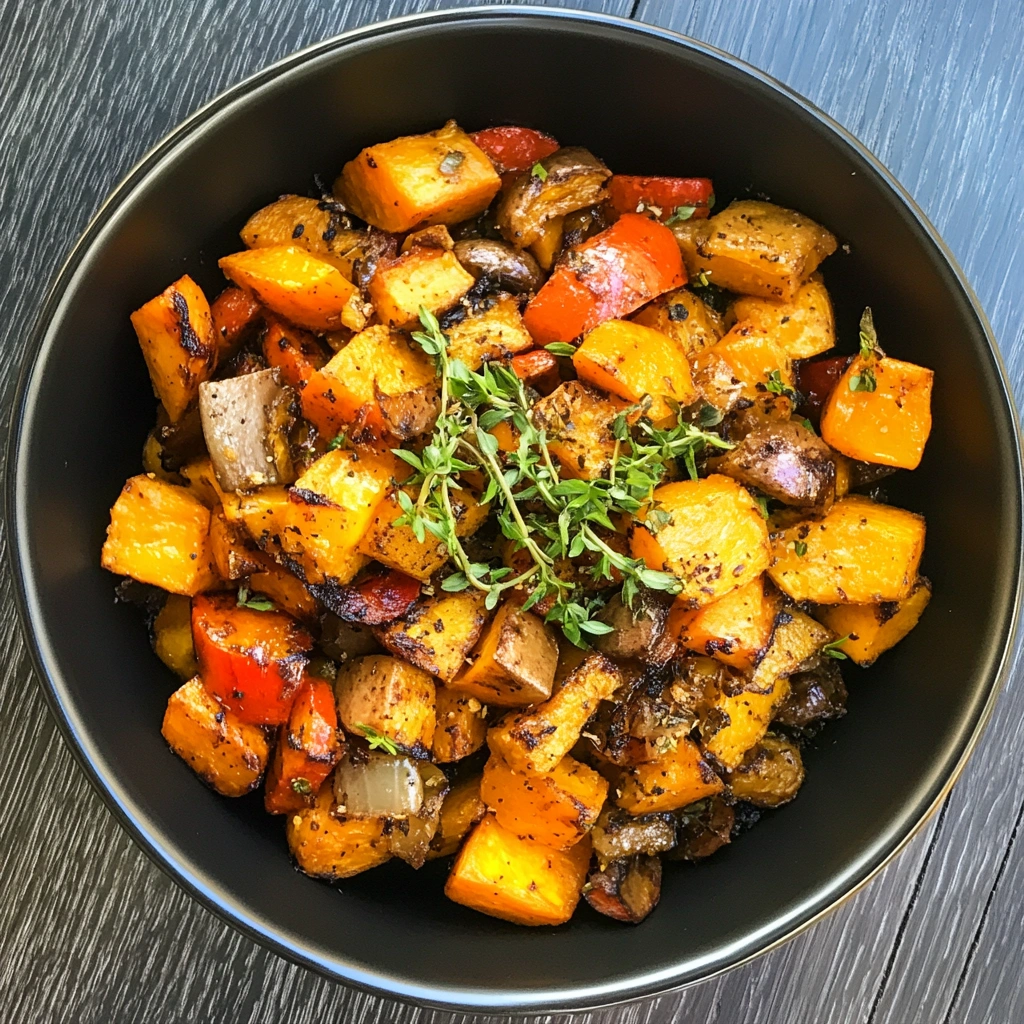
[329, 567, 421, 625]
[210, 286, 263, 358]
[510, 349, 561, 394]
[192, 593, 313, 725]
[522, 213, 686, 345]
[607, 176, 714, 221]
[264, 676, 343, 814]
[471, 126, 559, 177]
[261, 316, 329, 391]
[795, 354, 853, 420]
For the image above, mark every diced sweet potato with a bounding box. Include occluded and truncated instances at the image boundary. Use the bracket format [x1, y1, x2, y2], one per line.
[691, 321, 795, 417]
[445, 814, 591, 926]
[631, 286, 725, 357]
[376, 589, 489, 683]
[367, 248, 474, 330]
[219, 245, 364, 332]
[432, 686, 489, 762]
[769, 496, 925, 604]
[101, 475, 218, 596]
[192, 592, 313, 725]
[669, 576, 780, 670]
[573, 319, 697, 425]
[820, 354, 934, 469]
[629, 474, 771, 609]
[334, 654, 436, 755]
[615, 738, 723, 814]
[488, 654, 623, 774]
[729, 734, 805, 807]
[530, 381, 627, 480]
[286, 782, 391, 879]
[153, 594, 199, 679]
[240, 449, 394, 587]
[356, 485, 488, 582]
[444, 296, 534, 370]
[729, 272, 835, 360]
[130, 275, 217, 422]
[210, 286, 263, 359]
[481, 753, 607, 850]
[428, 775, 486, 858]
[261, 316, 328, 391]
[815, 576, 931, 665]
[209, 510, 263, 580]
[161, 676, 269, 796]
[702, 677, 792, 769]
[264, 677, 343, 814]
[747, 606, 833, 692]
[248, 561, 320, 624]
[681, 200, 837, 301]
[327, 568, 421, 626]
[451, 602, 559, 707]
[179, 457, 230, 510]
[336, 121, 501, 233]
[301, 324, 437, 441]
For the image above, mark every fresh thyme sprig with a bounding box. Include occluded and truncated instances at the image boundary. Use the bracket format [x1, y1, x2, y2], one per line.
[396, 307, 735, 645]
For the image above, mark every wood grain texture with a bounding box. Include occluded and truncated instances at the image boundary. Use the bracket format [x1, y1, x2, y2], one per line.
[0, 0, 1021, 1022]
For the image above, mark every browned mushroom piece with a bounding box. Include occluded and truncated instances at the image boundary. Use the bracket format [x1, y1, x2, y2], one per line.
[452, 238, 545, 293]
[773, 658, 848, 730]
[591, 805, 678, 865]
[668, 797, 735, 861]
[593, 589, 675, 664]
[584, 854, 663, 924]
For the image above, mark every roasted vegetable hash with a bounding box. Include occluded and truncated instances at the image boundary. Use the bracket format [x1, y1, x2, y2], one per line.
[102, 121, 934, 927]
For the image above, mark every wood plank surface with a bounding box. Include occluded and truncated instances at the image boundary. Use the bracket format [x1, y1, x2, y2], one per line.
[0, 1, 1021, 1022]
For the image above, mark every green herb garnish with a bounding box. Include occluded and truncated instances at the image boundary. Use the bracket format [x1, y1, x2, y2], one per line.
[755, 495, 771, 520]
[794, 541, 808, 557]
[544, 342, 577, 357]
[326, 433, 347, 451]
[290, 777, 313, 796]
[822, 635, 851, 660]
[858, 307, 883, 360]
[800, 418, 816, 433]
[849, 368, 877, 393]
[697, 271, 711, 287]
[356, 723, 399, 755]
[765, 369, 798, 400]
[531, 162, 548, 181]
[664, 205, 697, 225]
[236, 585, 275, 611]
[398, 307, 734, 646]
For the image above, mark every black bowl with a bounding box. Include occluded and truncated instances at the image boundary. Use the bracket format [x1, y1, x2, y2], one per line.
[8, 6, 1022, 1013]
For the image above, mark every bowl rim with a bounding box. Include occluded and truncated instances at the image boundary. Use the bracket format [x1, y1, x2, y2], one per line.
[7, 4, 1023, 1013]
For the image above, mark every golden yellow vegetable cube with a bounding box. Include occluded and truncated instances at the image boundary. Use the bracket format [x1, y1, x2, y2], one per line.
[367, 248, 474, 329]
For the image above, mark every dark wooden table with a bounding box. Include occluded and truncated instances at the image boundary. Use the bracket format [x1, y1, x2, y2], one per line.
[2, 1, 1022, 1021]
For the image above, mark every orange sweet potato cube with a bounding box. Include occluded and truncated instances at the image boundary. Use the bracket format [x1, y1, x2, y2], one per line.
[432, 686, 489, 762]
[481, 753, 608, 850]
[101, 475, 218, 595]
[219, 245, 365, 332]
[130, 274, 217, 422]
[820, 355, 934, 469]
[615, 737, 724, 814]
[161, 677, 270, 797]
[729, 272, 835, 360]
[367, 248, 474, 330]
[336, 121, 501, 233]
[669, 576, 780, 670]
[573, 319, 697, 425]
[629, 474, 771, 609]
[445, 814, 591, 926]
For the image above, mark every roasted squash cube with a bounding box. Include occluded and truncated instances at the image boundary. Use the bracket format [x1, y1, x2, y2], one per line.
[451, 602, 559, 707]
[376, 589, 489, 683]
[669, 576, 780, 671]
[631, 286, 725, 357]
[161, 677, 270, 796]
[729, 272, 835, 360]
[748, 607, 833, 693]
[481, 753, 608, 850]
[630, 474, 771, 609]
[336, 120, 501, 233]
[445, 815, 591, 926]
[367, 247, 474, 330]
[428, 774, 486, 859]
[445, 296, 534, 370]
[615, 738, 723, 814]
[701, 678, 792, 769]
[334, 654, 436, 754]
[261, 316, 329, 391]
[684, 200, 837, 301]
[153, 594, 199, 680]
[130, 274, 217, 422]
[432, 686, 489, 762]
[530, 381, 627, 481]
[488, 654, 623, 774]
[302, 325, 437, 441]
[573, 319, 697, 425]
[820, 355, 934, 470]
[356, 485, 488, 582]
[815, 576, 932, 665]
[101, 475, 218, 596]
[209, 509, 263, 580]
[210, 286, 263, 360]
[248, 561, 320, 624]
[286, 782, 391, 879]
[769, 495, 925, 604]
[219, 245, 364, 332]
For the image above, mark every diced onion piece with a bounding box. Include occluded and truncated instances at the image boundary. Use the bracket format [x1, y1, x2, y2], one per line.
[334, 752, 423, 818]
